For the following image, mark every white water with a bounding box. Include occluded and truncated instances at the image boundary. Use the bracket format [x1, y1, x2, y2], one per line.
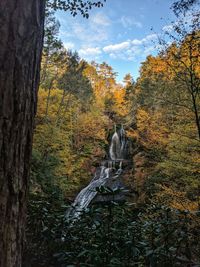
[109, 124, 127, 160]
[66, 166, 111, 219]
[67, 125, 127, 220]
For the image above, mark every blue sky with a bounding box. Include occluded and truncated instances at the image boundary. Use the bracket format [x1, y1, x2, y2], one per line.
[56, 0, 175, 83]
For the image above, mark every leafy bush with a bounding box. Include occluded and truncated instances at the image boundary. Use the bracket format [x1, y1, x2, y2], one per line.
[23, 188, 200, 267]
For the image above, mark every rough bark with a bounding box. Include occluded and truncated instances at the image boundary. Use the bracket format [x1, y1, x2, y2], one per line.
[0, 0, 45, 266]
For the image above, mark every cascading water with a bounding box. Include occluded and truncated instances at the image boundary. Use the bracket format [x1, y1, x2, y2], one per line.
[66, 166, 111, 219]
[67, 125, 128, 220]
[109, 124, 127, 160]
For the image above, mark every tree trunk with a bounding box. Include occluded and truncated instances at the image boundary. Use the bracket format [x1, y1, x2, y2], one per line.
[191, 91, 200, 139]
[0, 0, 45, 266]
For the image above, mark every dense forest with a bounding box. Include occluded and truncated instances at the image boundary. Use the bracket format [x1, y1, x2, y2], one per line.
[23, 1, 200, 266]
[0, 0, 200, 267]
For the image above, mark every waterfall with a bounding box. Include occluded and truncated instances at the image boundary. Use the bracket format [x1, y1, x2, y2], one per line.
[109, 124, 127, 160]
[66, 166, 111, 219]
[67, 125, 128, 220]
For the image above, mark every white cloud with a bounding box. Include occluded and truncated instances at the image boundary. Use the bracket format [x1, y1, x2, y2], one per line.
[144, 45, 155, 55]
[162, 24, 173, 32]
[142, 33, 158, 42]
[103, 40, 142, 61]
[132, 39, 143, 45]
[70, 22, 108, 44]
[103, 41, 130, 53]
[120, 16, 142, 28]
[102, 33, 159, 61]
[59, 12, 111, 47]
[79, 47, 102, 57]
[91, 13, 111, 26]
[63, 42, 75, 50]
[131, 34, 158, 46]
[109, 53, 118, 59]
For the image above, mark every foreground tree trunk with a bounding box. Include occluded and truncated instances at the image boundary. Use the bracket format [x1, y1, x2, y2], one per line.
[0, 1, 45, 266]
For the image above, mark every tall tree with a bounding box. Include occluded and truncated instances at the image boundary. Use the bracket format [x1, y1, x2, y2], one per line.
[0, 1, 46, 266]
[160, 0, 200, 139]
[40, 10, 63, 85]
[0, 1, 105, 266]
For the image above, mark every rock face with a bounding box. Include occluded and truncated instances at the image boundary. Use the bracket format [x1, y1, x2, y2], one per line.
[67, 125, 133, 219]
[92, 160, 132, 204]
